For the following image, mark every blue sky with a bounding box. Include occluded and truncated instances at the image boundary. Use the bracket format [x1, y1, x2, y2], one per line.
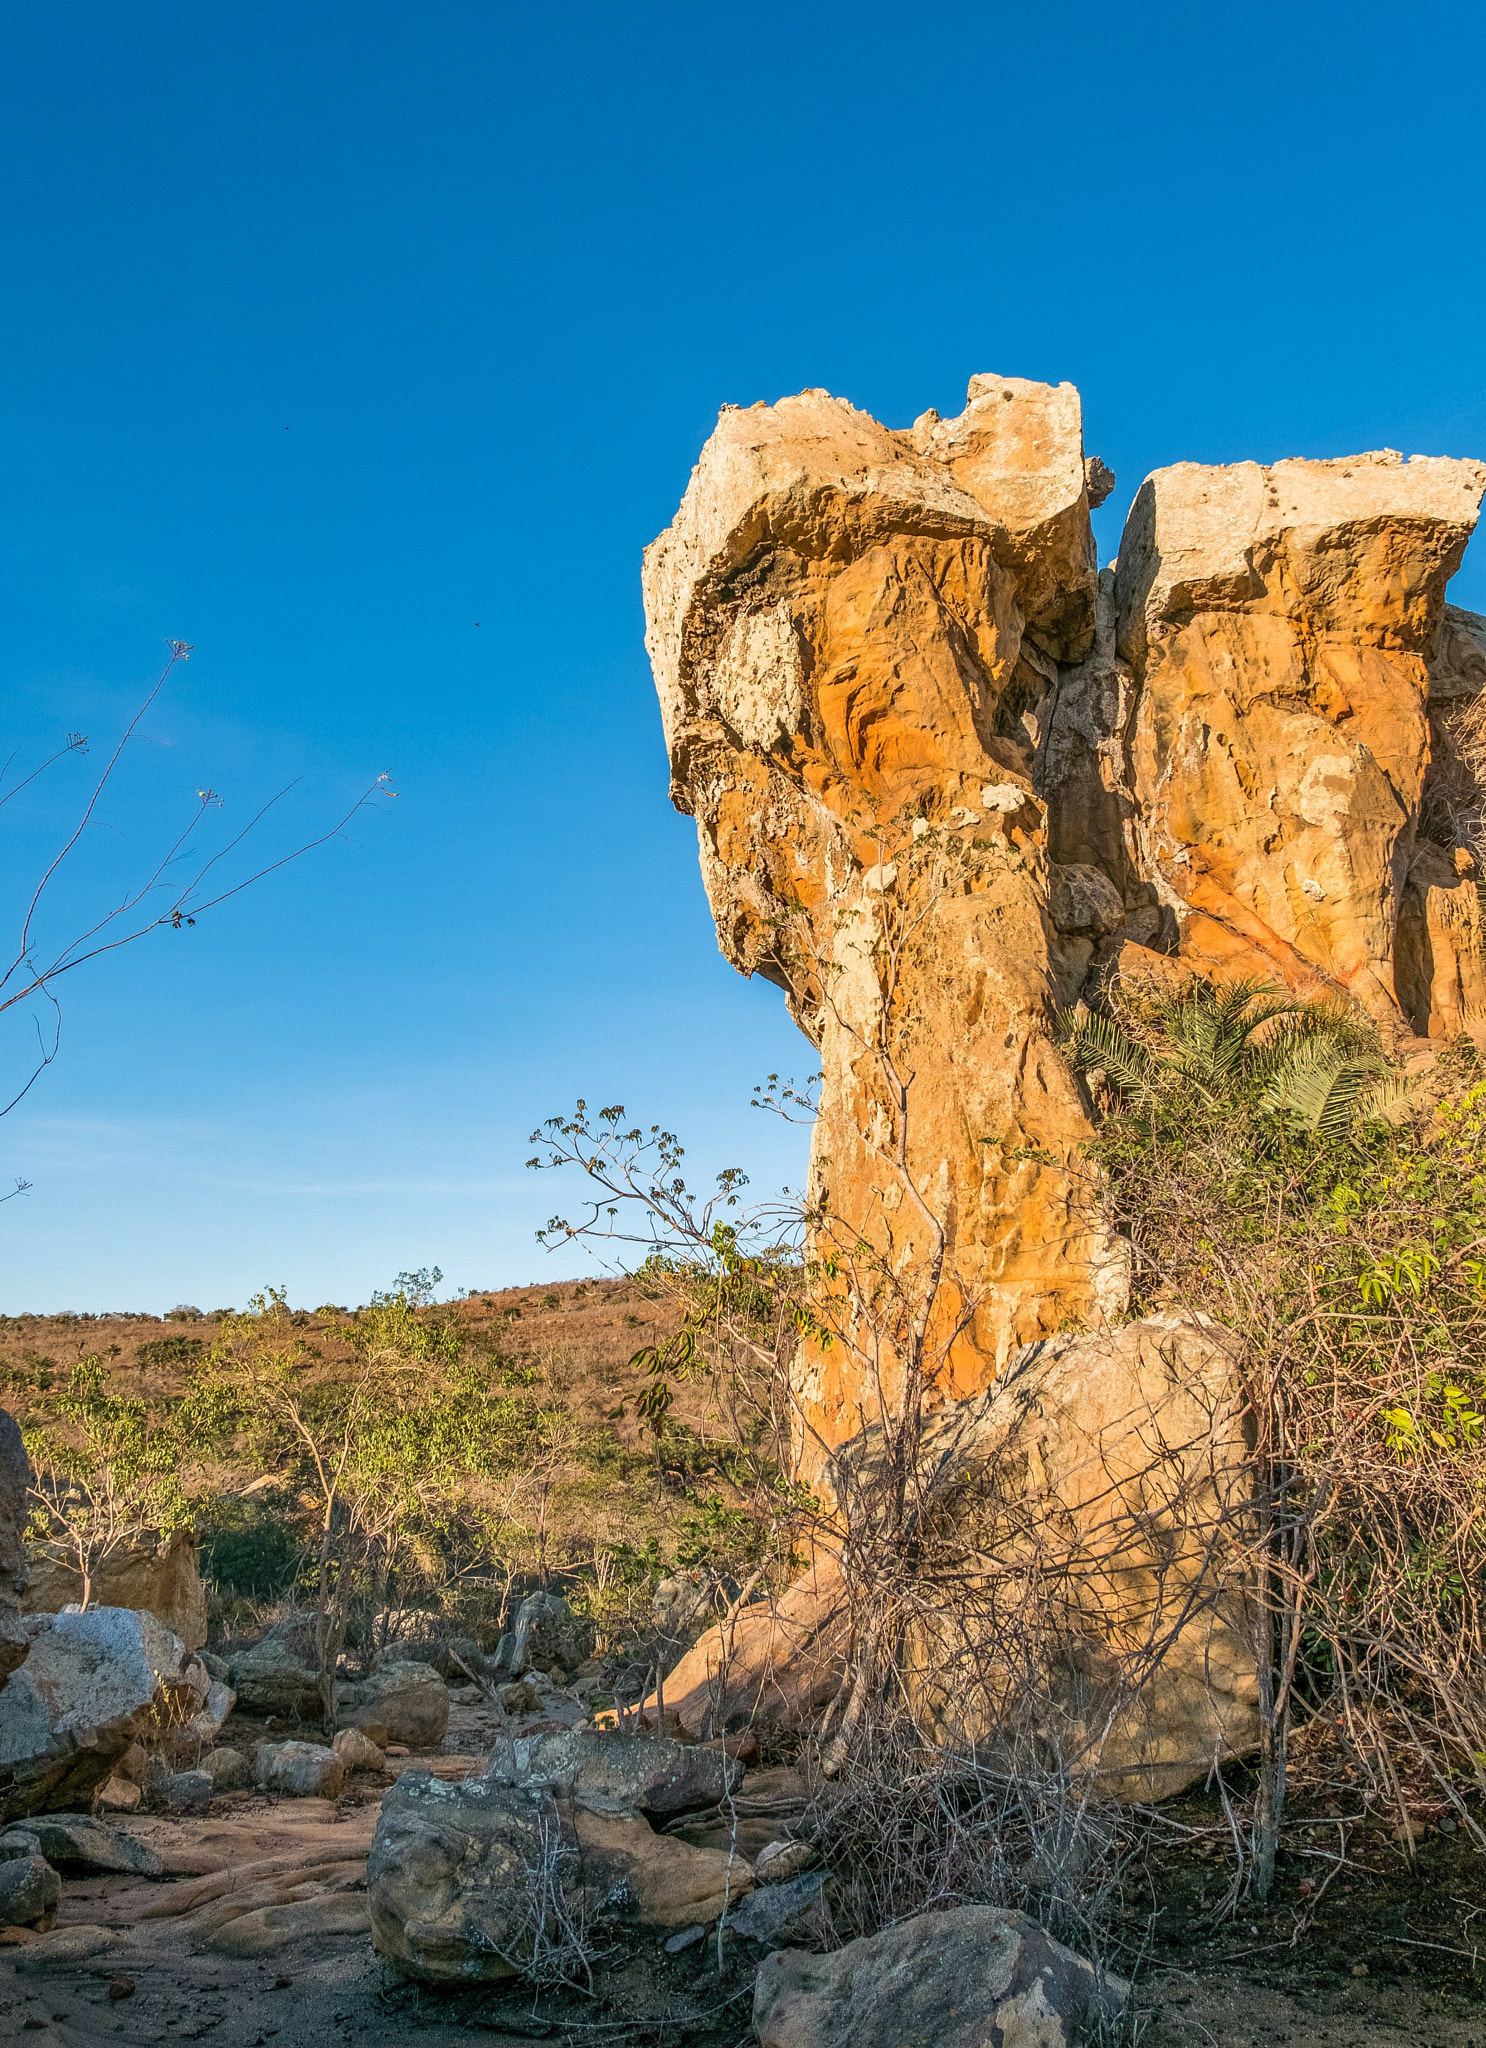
[3, 0, 1484, 1312]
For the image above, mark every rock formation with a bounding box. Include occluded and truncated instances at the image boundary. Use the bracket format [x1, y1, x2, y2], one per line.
[367, 1732, 750, 1982]
[22, 1526, 208, 1652]
[0, 1606, 209, 1822]
[643, 376, 1485, 1782]
[0, 1408, 30, 1682]
[643, 383, 1484, 1465]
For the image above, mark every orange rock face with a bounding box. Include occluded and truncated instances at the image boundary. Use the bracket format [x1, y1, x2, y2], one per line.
[644, 388, 1486, 1480]
[643, 380, 1130, 1480]
[1115, 455, 1486, 1025]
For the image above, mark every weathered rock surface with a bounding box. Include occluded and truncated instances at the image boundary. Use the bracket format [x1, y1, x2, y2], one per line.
[1395, 841, 1486, 1038]
[23, 1527, 208, 1651]
[9, 1813, 163, 1875]
[656, 1551, 849, 1740]
[492, 1590, 588, 1676]
[752, 1903, 1126, 2048]
[0, 1407, 31, 1681]
[368, 1746, 753, 1984]
[0, 1607, 204, 1823]
[332, 1725, 387, 1771]
[643, 378, 1486, 1793]
[1115, 451, 1486, 1025]
[643, 376, 1128, 1478]
[337, 1659, 448, 1748]
[201, 1745, 251, 1790]
[228, 1614, 324, 1720]
[486, 1728, 742, 1817]
[724, 1868, 832, 1950]
[0, 1852, 60, 1928]
[255, 1740, 345, 1799]
[662, 1319, 1255, 1795]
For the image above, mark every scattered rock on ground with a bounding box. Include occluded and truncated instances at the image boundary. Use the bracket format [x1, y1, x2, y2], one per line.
[255, 1740, 345, 1799]
[337, 1659, 449, 1748]
[491, 1728, 742, 1819]
[160, 1767, 213, 1811]
[97, 1774, 142, 1811]
[7, 1813, 163, 1875]
[724, 1869, 832, 1950]
[0, 1854, 59, 1929]
[368, 1742, 754, 1984]
[333, 1726, 386, 1771]
[201, 1746, 251, 1790]
[228, 1614, 325, 1720]
[752, 1902, 1127, 2048]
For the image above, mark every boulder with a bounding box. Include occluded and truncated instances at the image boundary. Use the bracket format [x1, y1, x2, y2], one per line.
[0, 1409, 29, 1682]
[8, 1814, 162, 1876]
[496, 1591, 587, 1677]
[337, 1660, 448, 1749]
[158, 1767, 212, 1812]
[23, 1528, 208, 1651]
[661, 1320, 1256, 1799]
[420, 1636, 486, 1682]
[489, 1728, 742, 1819]
[255, 1740, 344, 1799]
[333, 1725, 387, 1770]
[228, 1614, 324, 1720]
[0, 1607, 204, 1823]
[0, 1854, 59, 1930]
[97, 1774, 142, 1811]
[368, 1750, 754, 1984]
[650, 1550, 849, 1741]
[753, 1904, 1127, 2048]
[201, 1746, 251, 1791]
[1047, 860, 1127, 939]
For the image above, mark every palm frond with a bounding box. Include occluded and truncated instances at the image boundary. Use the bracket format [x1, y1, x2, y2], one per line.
[1258, 1038, 1391, 1138]
[1060, 1011, 1155, 1103]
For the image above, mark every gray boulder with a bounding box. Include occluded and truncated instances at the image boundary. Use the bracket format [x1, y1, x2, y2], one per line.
[400, 1636, 484, 1683]
[491, 1728, 741, 1819]
[0, 1606, 202, 1823]
[338, 1660, 448, 1749]
[255, 1739, 344, 1798]
[753, 1904, 1127, 2048]
[368, 1754, 753, 1985]
[228, 1614, 324, 1720]
[0, 1852, 59, 1928]
[495, 1591, 588, 1677]
[7, 1814, 163, 1876]
[161, 1768, 213, 1811]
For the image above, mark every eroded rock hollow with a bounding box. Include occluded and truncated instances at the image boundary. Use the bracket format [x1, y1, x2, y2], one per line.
[643, 377, 1486, 1476]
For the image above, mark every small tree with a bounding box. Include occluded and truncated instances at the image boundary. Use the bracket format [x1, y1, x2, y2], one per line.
[188, 1282, 550, 1719]
[24, 1356, 192, 1608]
